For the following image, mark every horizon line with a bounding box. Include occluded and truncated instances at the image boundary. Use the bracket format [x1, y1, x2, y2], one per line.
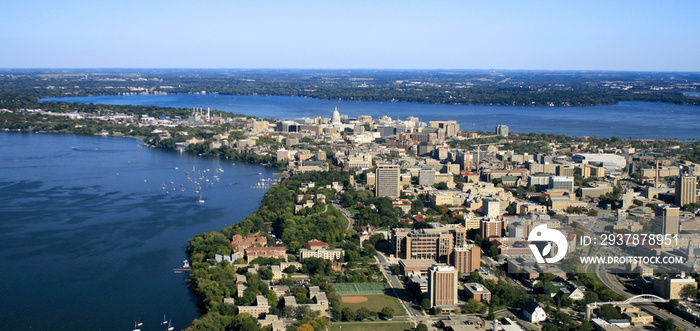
[2, 67, 700, 74]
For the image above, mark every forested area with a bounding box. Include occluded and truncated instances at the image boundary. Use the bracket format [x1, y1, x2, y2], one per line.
[2, 69, 700, 109]
[185, 171, 384, 329]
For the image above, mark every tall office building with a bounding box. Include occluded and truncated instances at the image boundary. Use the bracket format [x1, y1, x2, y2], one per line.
[654, 205, 680, 235]
[451, 245, 481, 274]
[376, 164, 400, 198]
[675, 174, 697, 207]
[429, 265, 458, 307]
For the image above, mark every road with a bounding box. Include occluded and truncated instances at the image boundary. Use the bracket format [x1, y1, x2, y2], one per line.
[332, 201, 356, 231]
[596, 263, 698, 330]
[375, 252, 434, 330]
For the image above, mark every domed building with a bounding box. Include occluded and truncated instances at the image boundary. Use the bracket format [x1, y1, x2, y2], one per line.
[331, 107, 341, 125]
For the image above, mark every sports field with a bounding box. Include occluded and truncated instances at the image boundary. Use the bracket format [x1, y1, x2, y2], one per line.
[330, 322, 414, 331]
[332, 282, 387, 295]
[338, 294, 406, 316]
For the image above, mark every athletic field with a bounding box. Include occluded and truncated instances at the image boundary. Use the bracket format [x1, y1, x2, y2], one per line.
[331, 282, 387, 295]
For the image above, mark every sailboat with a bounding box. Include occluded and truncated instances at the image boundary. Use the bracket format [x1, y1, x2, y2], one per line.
[167, 320, 174, 331]
[162, 314, 168, 325]
[198, 194, 205, 204]
[132, 321, 141, 331]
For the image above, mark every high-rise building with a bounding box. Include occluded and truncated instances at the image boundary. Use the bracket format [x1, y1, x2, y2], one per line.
[451, 245, 481, 274]
[675, 174, 697, 207]
[376, 164, 400, 198]
[654, 205, 680, 235]
[429, 265, 458, 307]
[496, 124, 509, 137]
[481, 218, 503, 238]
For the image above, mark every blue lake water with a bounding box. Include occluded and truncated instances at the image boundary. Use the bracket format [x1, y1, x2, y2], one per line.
[43, 94, 700, 139]
[0, 132, 274, 331]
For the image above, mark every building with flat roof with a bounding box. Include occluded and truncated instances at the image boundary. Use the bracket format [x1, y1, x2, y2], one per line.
[653, 275, 697, 300]
[463, 282, 491, 302]
[299, 248, 344, 261]
[572, 153, 626, 170]
[376, 164, 400, 198]
[548, 176, 574, 192]
[392, 225, 466, 263]
[496, 124, 509, 137]
[480, 218, 503, 238]
[675, 174, 697, 206]
[399, 259, 444, 277]
[429, 265, 458, 307]
[452, 245, 481, 274]
[430, 120, 460, 137]
[654, 204, 680, 235]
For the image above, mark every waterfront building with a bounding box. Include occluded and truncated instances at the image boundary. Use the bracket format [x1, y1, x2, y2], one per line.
[496, 124, 509, 137]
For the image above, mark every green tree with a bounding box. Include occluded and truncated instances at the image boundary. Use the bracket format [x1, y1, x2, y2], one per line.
[659, 318, 675, 331]
[679, 284, 697, 299]
[380, 307, 394, 320]
[597, 304, 621, 320]
[356, 307, 371, 320]
[462, 299, 484, 313]
[258, 268, 273, 280]
[421, 299, 431, 311]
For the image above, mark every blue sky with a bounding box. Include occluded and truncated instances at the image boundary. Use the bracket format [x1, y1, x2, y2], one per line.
[1, 0, 699, 71]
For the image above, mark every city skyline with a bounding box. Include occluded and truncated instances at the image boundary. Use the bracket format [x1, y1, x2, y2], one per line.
[1, 1, 699, 71]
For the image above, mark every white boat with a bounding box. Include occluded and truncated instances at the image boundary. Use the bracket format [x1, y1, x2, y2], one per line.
[132, 321, 141, 331]
[198, 194, 205, 203]
[167, 320, 174, 331]
[162, 314, 168, 325]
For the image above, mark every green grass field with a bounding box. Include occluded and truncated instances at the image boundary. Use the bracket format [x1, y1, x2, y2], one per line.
[338, 294, 406, 316]
[332, 282, 387, 295]
[330, 322, 414, 331]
